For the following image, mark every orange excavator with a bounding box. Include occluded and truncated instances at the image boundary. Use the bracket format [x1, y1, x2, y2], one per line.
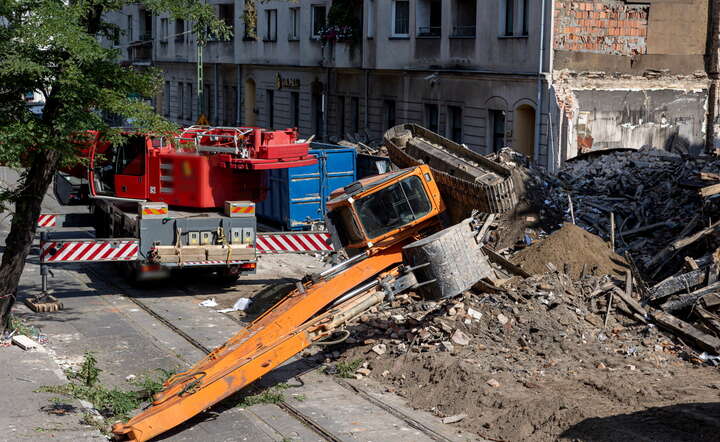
[112, 164, 496, 441]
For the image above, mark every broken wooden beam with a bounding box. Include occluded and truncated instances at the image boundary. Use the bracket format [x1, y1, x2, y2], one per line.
[700, 183, 720, 198]
[620, 221, 674, 237]
[648, 268, 707, 301]
[613, 286, 647, 317]
[695, 306, 720, 336]
[700, 172, 720, 181]
[651, 310, 720, 353]
[647, 220, 720, 269]
[482, 246, 531, 278]
[660, 281, 720, 312]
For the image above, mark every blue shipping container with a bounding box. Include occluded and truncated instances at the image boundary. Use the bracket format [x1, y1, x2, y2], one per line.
[257, 144, 357, 230]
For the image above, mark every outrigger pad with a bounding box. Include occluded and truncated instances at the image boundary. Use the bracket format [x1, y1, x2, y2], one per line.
[24, 294, 63, 313]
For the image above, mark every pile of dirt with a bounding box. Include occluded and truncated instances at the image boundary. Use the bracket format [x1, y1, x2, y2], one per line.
[511, 223, 627, 279]
[320, 268, 720, 441]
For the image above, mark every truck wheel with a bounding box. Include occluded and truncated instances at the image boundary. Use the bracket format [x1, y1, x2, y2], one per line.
[216, 266, 241, 284]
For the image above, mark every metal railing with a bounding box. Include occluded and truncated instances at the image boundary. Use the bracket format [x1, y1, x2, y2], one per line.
[417, 26, 441, 37]
[451, 25, 476, 37]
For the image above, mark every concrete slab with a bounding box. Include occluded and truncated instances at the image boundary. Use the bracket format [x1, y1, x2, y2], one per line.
[0, 345, 102, 441]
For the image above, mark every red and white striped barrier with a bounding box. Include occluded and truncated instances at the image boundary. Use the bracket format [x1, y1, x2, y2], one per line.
[37, 214, 58, 228]
[256, 232, 333, 254]
[40, 239, 139, 263]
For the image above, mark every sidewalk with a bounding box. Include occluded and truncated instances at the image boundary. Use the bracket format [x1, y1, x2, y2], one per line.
[0, 340, 102, 441]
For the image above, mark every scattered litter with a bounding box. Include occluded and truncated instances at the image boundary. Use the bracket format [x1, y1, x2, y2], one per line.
[12, 335, 39, 351]
[198, 298, 218, 308]
[441, 413, 467, 424]
[371, 343, 387, 355]
[216, 298, 252, 313]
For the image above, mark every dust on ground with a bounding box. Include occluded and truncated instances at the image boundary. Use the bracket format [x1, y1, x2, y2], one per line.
[317, 224, 720, 442]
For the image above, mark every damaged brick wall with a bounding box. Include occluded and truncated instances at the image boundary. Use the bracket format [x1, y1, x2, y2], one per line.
[554, 0, 649, 56]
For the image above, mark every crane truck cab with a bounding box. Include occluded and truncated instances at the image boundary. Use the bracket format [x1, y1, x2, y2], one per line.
[325, 165, 445, 254]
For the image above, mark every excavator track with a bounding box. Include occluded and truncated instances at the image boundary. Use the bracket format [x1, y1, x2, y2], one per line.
[384, 124, 518, 216]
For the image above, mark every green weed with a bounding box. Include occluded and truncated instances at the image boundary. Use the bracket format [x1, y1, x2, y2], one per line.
[329, 358, 364, 378]
[36, 353, 177, 432]
[9, 316, 36, 337]
[237, 383, 290, 407]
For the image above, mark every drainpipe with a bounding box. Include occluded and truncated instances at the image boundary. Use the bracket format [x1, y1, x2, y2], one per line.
[364, 69, 370, 131]
[534, 0, 547, 167]
[324, 67, 330, 141]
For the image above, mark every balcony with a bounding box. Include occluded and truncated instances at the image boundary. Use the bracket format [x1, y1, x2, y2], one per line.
[417, 26, 441, 38]
[451, 25, 476, 38]
[128, 38, 153, 66]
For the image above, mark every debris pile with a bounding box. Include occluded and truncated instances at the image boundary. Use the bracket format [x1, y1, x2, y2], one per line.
[327, 265, 714, 441]
[545, 147, 720, 279]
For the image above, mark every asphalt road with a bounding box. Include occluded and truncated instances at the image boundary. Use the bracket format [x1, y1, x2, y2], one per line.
[0, 168, 472, 442]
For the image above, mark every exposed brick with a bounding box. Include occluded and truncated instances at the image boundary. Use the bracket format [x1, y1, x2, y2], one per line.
[553, 0, 648, 56]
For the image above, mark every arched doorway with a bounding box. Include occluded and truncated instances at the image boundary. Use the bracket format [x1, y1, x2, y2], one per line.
[244, 78, 256, 126]
[513, 104, 536, 158]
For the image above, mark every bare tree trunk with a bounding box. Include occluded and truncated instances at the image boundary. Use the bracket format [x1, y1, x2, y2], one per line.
[0, 149, 61, 330]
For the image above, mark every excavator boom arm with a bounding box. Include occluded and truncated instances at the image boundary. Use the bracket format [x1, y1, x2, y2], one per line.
[112, 249, 404, 442]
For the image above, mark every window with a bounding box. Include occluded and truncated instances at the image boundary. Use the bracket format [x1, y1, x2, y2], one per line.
[367, 0, 375, 38]
[140, 9, 152, 40]
[522, 0, 529, 35]
[417, 0, 441, 37]
[218, 4, 234, 31]
[339, 97, 346, 137]
[355, 176, 432, 239]
[184, 83, 193, 120]
[164, 81, 170, 117]
[351, 97, 360, 134]
[175, 19, 186, 43]
[265, 9, 277, 41]
[383, 100, 396, 130]
[231, 87, 238, 125]
[448, 106, 463, 143]
[392, 1, 410, 36]
[178, 82, 184, 119]
[452, 0, 477, 37]
[160, 18, 168, 42]
[291, 92, 300, 127]
[425, 104, 439, 133]
[266, 89, 275, 129]
[204, 84, 213, 123]
[112, 28, 120, 46]
[312, 5, 326, 38]
[504, 0, 514, 36]
[223, 86, 230, 125]
[127, 15, 133, 41]
[289, 7, 300, 40]
[313, 92, 325, 139]
[489, 110, 506, 152]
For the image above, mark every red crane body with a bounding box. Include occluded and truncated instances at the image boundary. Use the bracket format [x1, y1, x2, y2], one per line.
[73, 126, 316, 208]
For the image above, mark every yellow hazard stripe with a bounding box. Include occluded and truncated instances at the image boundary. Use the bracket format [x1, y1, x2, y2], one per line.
[143, 208, 168, 215]
[231, 206, 255, 213]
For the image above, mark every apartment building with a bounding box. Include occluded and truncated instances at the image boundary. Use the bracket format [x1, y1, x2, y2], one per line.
[106, 0, 720, 169]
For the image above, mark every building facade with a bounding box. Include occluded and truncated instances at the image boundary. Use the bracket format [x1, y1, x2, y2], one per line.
[106, 0, 720, 169]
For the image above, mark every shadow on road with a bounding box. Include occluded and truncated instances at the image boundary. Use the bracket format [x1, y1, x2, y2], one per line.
[560, 402, 720, 441]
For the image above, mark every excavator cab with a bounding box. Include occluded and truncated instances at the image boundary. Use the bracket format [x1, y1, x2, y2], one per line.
[326, 165, 445, 253]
